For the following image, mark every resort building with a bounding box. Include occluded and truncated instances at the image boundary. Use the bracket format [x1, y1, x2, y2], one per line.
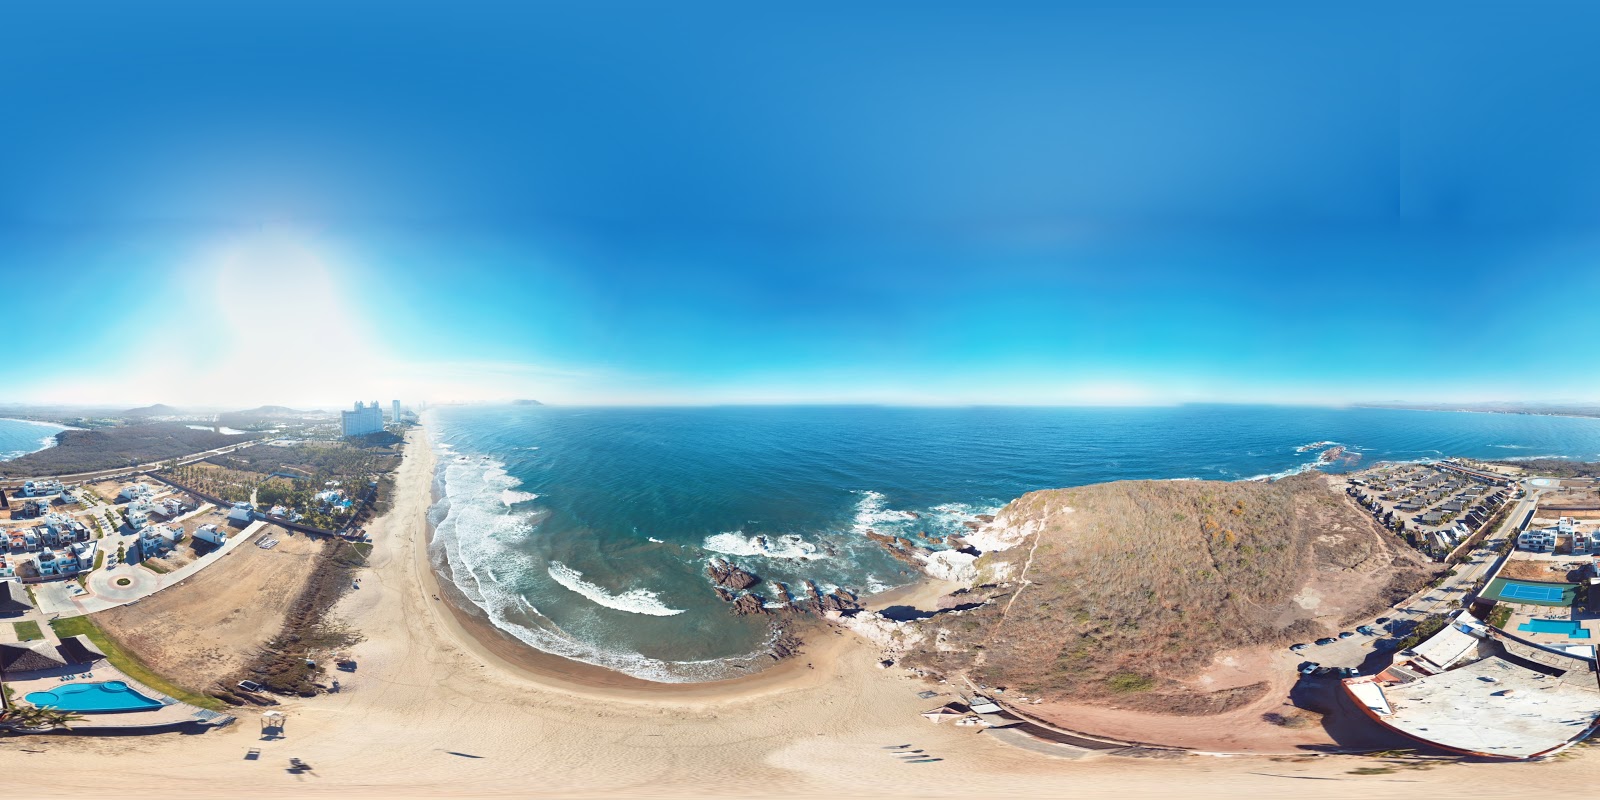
[21, 479, 63, 497]
[1343, 610, 1600, 760]
[1518, 517, 1588, 554]
[340, 400, 385, 437]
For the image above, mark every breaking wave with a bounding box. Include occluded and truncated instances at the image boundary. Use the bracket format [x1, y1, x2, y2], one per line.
[500, 489, 539, 506]
[703, 532, 824, 560]
[850, 489, 917, 535]
[546, 561, 685, 616]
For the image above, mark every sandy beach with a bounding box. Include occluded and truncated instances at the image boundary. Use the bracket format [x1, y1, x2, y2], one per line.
[6, 426, 1600, 798]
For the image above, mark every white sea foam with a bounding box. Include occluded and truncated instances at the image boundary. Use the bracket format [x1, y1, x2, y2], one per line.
[500, 489, 540, 506]
[851, 490, 917, 535]
[546, 561, 685, 616]
[1295, 440, 1338, 453]
[647, 537, 664, 544]
[703, 532, 825, 560]
[428, 449, 773, 681]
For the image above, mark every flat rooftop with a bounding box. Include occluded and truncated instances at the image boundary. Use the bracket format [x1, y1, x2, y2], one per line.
[1364, 654, 1600, 758]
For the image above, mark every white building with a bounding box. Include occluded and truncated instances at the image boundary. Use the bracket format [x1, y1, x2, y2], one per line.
[194, 524, 228, 546]
[139, 524, 182, 556]
[227, 501, 254, 524]
[1518, 517, 1585, 553]
[118, 482, 155, 503]
[392, 400, 402, 423]
[341, 400, 385, 437]
[22, 480, 63, 497]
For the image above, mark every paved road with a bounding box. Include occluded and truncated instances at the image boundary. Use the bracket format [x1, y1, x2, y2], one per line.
[0, 440, 264, 490]
[1294, 483, 1537, 672]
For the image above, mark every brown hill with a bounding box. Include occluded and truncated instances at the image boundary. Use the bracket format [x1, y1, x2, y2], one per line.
[900, 473, 1436, 714]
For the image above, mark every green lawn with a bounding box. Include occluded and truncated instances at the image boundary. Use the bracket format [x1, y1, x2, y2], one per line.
[48, 616, 225, 711]
[13, 620, 43, 641]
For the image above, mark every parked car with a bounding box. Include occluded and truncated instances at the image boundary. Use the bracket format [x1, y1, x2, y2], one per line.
[1290, 643, 1309, 652]
[1340, 667, 1358, 678]
[1357, 625, 1379, 636]
[1316, 637, 1338, 646]
[1375, 617, 1391, 625]
[1338, 631, 1356, 639]
[1299, 662, 1320, 675]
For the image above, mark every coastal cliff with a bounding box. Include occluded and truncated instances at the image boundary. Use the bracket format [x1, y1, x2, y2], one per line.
[862, 473, 1436, 714]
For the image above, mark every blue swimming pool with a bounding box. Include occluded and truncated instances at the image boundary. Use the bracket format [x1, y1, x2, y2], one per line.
[25, 681, 164, 713]
[1519, 619, 1592, 639]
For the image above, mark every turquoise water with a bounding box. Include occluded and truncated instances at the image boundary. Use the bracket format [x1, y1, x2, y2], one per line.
[26, 680, 164, 712]
[0, 418, 68, 462]
[1519, 619, 1592, 639]
[427, 403, 1600, 681]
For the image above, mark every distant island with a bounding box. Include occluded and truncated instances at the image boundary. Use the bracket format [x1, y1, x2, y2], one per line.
[511, 399, 544, 406]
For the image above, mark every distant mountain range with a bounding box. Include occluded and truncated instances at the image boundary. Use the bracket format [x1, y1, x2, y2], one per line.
[121, 403, 184, 418]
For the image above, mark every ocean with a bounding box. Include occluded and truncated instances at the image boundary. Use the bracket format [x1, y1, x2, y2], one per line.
[0, 417, 69, 462]
[426, 404, 1600, 682]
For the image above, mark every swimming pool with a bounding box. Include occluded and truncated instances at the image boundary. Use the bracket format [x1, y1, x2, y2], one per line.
[1518, 619, 1592, 639]
[25, 681, 164, 713]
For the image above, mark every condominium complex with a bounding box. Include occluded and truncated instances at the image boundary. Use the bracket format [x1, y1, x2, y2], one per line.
[340, 400, 386, 437]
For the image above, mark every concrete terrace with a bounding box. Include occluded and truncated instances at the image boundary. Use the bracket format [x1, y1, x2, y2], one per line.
[1354, 654, 1600, 759]
[1345, 611, 1600, 759]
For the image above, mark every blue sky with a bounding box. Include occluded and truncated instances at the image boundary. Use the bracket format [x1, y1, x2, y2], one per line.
[4, 2, 1600, 407]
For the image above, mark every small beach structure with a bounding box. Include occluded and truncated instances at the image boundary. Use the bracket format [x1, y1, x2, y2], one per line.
[921, 704, 968, 724]
[0, 641, 69, 675]
[56, 634, 107, 665]
[0, 581, 34, 615]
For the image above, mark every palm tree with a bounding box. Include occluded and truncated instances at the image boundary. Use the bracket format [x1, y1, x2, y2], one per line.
[36, 709, 85, 729]
[0, 705, 52, 732]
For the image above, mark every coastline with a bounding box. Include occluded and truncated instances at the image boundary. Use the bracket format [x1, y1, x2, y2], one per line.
[409, 421, 874, 701]
[0, 416, 72, 460]
[11, 417, 1600, 797]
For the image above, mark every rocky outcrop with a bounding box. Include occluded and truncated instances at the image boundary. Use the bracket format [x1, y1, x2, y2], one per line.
[919, 549, 979, 583]
[707, 558, 761, 591]
[836, 610, 928, 657]
[730, 593, 767, 616]
[864, 529, 931, 567]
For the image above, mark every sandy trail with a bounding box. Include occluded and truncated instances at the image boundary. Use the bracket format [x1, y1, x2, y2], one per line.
[5, 427, 1600, 798]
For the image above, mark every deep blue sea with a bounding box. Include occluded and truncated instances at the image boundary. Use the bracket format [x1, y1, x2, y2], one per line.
[0, 418, 68, 462]
[425, 404, 1600, 681]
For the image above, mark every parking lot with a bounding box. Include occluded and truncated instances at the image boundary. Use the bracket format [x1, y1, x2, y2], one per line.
[1288, 534, 1511, 676]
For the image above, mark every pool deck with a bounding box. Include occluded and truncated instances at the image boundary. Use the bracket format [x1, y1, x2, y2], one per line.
[3, 660, 231, 730]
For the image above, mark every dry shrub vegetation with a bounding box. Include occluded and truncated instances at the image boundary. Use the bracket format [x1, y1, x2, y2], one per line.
[904, 474, 1437, 714]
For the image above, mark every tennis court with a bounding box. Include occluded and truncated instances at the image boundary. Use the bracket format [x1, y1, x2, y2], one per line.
[1484, 577, 1578, 607]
